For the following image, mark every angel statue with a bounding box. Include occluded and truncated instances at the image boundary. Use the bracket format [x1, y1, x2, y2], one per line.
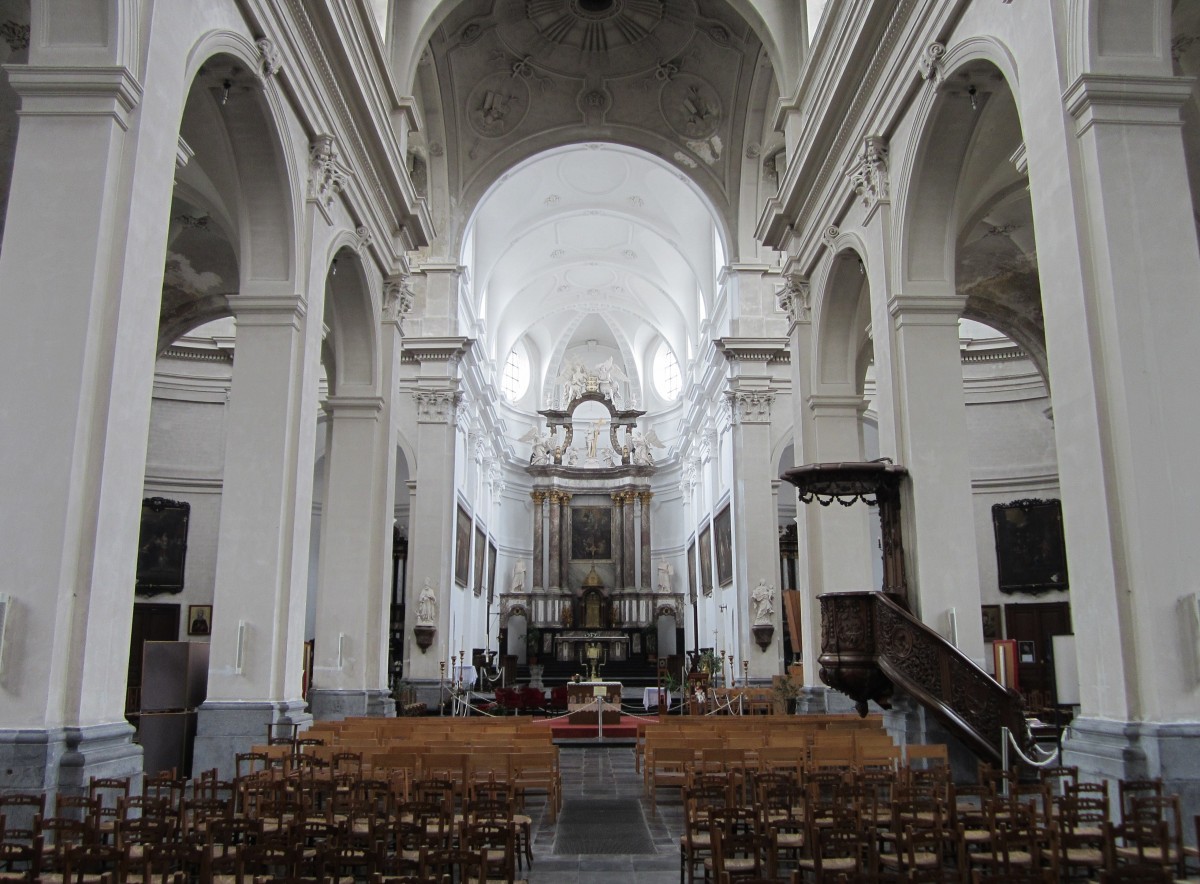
[596, 356, 629, 405]
[631, 427, 666, 466]
[518, 424, 553, 465]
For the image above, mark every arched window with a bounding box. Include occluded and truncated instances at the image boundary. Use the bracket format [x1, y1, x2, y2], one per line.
[502, 347, 529, 402]
[653, 343, 681, 401]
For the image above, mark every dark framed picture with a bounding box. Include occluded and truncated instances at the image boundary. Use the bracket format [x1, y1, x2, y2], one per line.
[486, 539, 498, 605]
[991, 498, 1069, 594]
[698, 524, 713, 596]
[1018, 640, 1036, 664]
[981, 604, 1002, 642]
[473, 524, 487, 597]
[187, 604, 212, 636]
[715, 504, 733, 587]
[136, 497, 191, 595]
[454, 505, 471, 587]
[687, 539, 697, 600]
[571, 505, 612, 560]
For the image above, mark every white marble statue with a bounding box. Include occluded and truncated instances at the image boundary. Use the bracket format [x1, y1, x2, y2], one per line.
[518, 424, 553, 465]
[752, 579, 775, 626]
[631, 427, 666, 466]
[656, 560, 673, 594]
[512, 559, 527, 593]
[596, 356, 628, 405]
[416, 578, 438, 625]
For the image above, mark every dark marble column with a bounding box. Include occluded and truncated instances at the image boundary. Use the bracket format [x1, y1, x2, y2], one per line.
[622, 491, 636, 589]
[639, 490, 653, 590]
[548, 491, 561, 591]
[531, 491, 545, 589]
[560, 492, 572, 590]
[611, 492, 624, 590]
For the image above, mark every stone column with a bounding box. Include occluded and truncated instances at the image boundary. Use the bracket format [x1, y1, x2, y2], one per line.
[808, 394, 874, 593]
[559, 493, 572, 590]
[778, 279, 821, 685]
[403, 386, 461, 684]
[531, 491, 545, 590]
[194, 291, 323, 774]
[887, 295, 984, 665]
[547, 492, 561, 593]
[726, 389, 782, 677]
[622, 492, 637, 589]
[1041, 73, 1200, 789]
[308, 394, 394, 721]
[0, 59, 176, 791]
[639, 492, 654, 590]
[611, 492, 625, 589]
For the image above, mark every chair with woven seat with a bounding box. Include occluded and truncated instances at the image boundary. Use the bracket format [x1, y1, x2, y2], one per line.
[1113, 794, 1186, 877]
[794, 805, 867, 883]
[1056, 794, 1110, 879]
[704, 807, 763, 884]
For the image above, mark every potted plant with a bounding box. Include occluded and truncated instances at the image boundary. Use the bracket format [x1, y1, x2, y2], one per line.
[525, 627, 542, 664]
[772, 672, 804, 715]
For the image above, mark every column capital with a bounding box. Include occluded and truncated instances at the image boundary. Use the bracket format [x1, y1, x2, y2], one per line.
[322, 395, 384, 419]
[848, 134, 890, 212]
[5, 65, 142, 130]
[531, 490, 546, 505]
[227, 294, 307, 329]
[611, 491, 625, 506]
[1065, 74, 1195, 134]
[776, 275, 811, 325]
[726, 390, 775, 424]
[308, 134, 352, 209]
[413, 389, 459, 423]
[888, 293, 967, 326]
[638, 490, 653, 505]
[382, 274, 415, 325]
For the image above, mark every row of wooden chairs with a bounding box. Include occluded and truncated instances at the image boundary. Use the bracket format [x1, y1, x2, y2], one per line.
[1, 772, 539, 882]
[673, 765, 1200, 884]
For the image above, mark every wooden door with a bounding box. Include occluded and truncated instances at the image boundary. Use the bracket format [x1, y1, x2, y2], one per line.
[1003, 602, 1071, 708]
[127, 603, 180, 716]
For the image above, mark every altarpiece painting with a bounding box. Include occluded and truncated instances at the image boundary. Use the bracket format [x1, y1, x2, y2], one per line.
[571, 506, 611, 560]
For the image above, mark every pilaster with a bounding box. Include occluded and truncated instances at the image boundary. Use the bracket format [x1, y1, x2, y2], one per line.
[196, 292, 320, 771]
[887, 294, 984, 665]
[611, 492, 625, 589]
[639, 491, 654, 590]
[310, 394, 394, 721]
[0, 61, 169, 793]
[531, 491, 546, 590]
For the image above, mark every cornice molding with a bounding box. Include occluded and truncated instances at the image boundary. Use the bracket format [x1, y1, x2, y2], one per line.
[714, 337, 791, 364]
[1064, 73, 1195, 135]
[4, 65, 142, 130]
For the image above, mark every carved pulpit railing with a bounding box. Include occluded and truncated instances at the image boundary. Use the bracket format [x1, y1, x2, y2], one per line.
[819, 591, 1027, 764]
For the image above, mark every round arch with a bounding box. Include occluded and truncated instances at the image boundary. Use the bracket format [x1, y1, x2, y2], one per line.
[181, 32, 299, 286]
[322, 239, 381, 395]
[814, 240, 872, 392]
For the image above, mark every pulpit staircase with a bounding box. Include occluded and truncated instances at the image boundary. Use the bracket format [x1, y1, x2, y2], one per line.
[818, 591, 1029, 765]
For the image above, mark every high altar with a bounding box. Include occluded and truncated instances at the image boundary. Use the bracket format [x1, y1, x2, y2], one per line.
[498, 360, 684, 669]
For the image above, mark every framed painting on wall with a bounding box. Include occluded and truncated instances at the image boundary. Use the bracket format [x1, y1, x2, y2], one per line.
[571, 505, 612, 560]
[454, 505, 471, 587]
[473, 524, 487, 597]
[991, 498, 1069, 594]
[715, 504, 733, 587]
[698, 524, 713, 596]
[136, 497, 191, 595]
[981, 604, 1002, 642]
[687, 539, 697, 600]
[487, 539, 498, 605]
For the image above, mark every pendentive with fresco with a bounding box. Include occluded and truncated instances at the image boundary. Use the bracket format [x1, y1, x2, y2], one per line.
[499, 361, 683, 679]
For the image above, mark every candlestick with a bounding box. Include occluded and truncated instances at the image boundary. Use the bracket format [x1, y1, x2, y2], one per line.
[742, 659, 749, 686]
